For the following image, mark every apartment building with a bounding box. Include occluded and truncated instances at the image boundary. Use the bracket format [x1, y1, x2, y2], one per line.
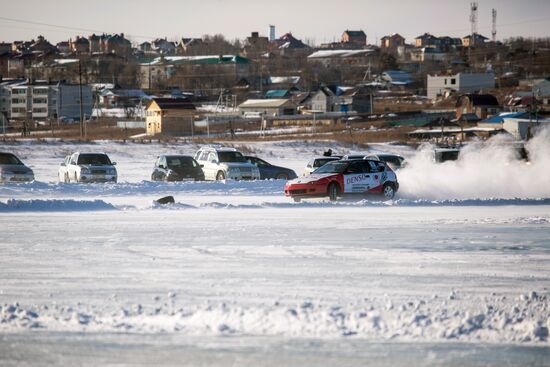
[0, 81, 93, 121]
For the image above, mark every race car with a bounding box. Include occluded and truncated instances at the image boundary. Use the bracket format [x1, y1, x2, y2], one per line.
[284, 159, 399, 202]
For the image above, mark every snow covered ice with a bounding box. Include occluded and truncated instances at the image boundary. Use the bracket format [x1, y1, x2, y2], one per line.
[0, 132, 549, 366]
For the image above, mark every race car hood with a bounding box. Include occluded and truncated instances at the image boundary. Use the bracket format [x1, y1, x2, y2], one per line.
[288, 173, 338, 184]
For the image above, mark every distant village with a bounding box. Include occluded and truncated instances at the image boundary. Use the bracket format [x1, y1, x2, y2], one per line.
[1, 16, 550, 141]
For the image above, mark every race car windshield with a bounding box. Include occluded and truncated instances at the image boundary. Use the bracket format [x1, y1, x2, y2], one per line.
[218, 152, 247, 163]
[0, 153, 23, 165]
[314, 161, 348, 174]
[77, 154, 112, 165]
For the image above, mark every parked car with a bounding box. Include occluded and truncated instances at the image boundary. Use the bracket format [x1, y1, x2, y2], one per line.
[245, 156, 297, 180]
[364, 153, 407, 170]
[151, 155, 204, 181]
[285, 159, 399, 202]
[58, 152, 117, 183]
[433, 148, 460, 163]
[0, 152, 34, 183]
[303, 156, 341, 176]
[194, 146, 260, 180]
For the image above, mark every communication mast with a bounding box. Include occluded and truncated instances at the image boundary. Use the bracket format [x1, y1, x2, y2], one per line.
[470, 2, 478, 36]
[269, 25, 276, 42]
[492, 8, 497, 42]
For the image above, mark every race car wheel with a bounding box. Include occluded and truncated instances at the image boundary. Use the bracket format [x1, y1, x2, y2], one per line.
[382, 183, 395, 200]
[216, 171, 226, 180]
[328, 182, 340, 201]
[276, 173, 289, 180]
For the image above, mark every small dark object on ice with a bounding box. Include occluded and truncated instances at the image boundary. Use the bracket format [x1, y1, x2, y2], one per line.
[156, 196, 175, 205]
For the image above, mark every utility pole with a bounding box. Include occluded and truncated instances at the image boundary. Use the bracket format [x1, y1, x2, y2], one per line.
[78, 59, 84, 139]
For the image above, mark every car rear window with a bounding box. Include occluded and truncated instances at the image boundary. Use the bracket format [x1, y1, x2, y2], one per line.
[0, 153, 23, 165]
[166, 156, 198, 168]
[77, 154, 112, 165]
[218, 151, 247, 163]
[379, 156, 401, 166]
[313, 158, 338, 168]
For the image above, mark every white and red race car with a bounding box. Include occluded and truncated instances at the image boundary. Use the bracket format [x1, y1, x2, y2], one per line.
[284, 159, 399, 202]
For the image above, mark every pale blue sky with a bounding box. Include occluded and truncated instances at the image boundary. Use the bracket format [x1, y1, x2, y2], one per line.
[1, 0, 549, 45]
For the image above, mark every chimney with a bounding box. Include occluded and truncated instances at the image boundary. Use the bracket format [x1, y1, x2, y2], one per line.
[251, 32, 259, 38]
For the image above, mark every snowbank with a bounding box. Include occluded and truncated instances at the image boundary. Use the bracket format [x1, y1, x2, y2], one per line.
[0, 199, 116, 212]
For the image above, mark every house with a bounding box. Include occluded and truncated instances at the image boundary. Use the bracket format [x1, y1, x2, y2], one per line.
[152, 38, 176, 55]
[307, 49, 375, 67]
[99, 88, 150, 107]
[56, 41, 71, 54]
[29, 36, 56, 53]
[138, 42, 153, 54]
[478, 111, 550, 140]
[103, 34, 132, 56]
[145, 97, 196, 136]
[139, 55, 249, 90]
[415, 33, 439, 47]
[0, 42, 11, 53]
[462, 33, 488, 47]
[69, 36, 90, 54]
[244, 32, 270, 56]
[88, 34, 101, 53]
[410, 47, 448, 62]
[427, 72, 495, 100]
[265, 89, 292, 99]
[338, 85, 374, 113]
[272, 33, 310, 55]
[309, 87, 337, 112]
[342, 30, 367, 48]
[238, 99, 296, 117]
[380, 34, 405, 54]
[177, 38, 204, 54]
[455, 94, 500, 120]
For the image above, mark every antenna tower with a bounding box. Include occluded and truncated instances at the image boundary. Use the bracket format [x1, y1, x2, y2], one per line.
[492, 8, 497, 42]
[470, 2, 478, 36]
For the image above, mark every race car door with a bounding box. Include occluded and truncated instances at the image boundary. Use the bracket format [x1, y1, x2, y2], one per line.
[365, 160, 386, 192]
[342, 161, 376, 193]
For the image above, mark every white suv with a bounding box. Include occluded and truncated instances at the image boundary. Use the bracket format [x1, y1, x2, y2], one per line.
[194, 146, 260, 180]
[58, 152, 117, 183]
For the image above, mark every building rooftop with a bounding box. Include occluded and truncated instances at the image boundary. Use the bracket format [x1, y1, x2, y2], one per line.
[239, 99, 293, 108]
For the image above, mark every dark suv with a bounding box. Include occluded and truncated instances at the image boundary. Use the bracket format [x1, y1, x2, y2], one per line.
[151, 155, 205, 181]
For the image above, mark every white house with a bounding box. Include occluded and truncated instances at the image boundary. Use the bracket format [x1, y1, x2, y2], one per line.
[427, 72, 495, 100]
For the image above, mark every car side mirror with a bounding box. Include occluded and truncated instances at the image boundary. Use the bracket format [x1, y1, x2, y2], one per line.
[199, 164, 204, 168]
[112, 162, 117, 166]
[60, 162, 66, 166]
[212, 160, 219, 165]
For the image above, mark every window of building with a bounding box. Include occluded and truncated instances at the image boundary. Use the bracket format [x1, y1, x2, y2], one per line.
[12, 89, 26, 95]
[33, 89, 49, 95]
[451, 78, 456, 85]
[444, 79, 447, 85]
[11, 98, 25, 104]
[33, 98, 47, 104]
[32, 108, 47, 113]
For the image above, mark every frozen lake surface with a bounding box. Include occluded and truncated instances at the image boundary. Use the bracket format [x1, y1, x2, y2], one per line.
[1, 138, 549, 365]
